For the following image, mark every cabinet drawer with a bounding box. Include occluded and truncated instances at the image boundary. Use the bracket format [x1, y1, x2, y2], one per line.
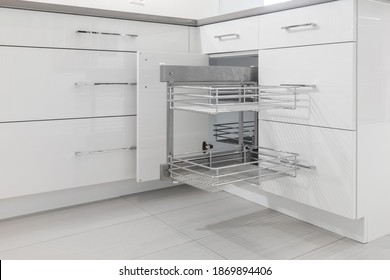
[259, 121, 356, 219]
[0, 8, 189, 52]
[0, 47, 136, 122]
[0, 117, 136, 199]
[259, 43, 356, 130]
[258, 0, 355, 49]
[200, 16, 259, 54]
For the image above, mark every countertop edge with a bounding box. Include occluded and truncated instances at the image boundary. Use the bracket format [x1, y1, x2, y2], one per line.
[0, 0, 198, 26]
[0, 0, 338, 27]
[198, 0, 339, 26]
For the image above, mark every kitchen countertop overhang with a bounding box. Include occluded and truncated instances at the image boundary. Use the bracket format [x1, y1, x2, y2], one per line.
[0, 0, 338, 26]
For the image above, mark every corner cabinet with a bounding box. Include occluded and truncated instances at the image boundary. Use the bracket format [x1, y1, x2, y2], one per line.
[137, 0, 390, 242]
[136, 52, 307, 197]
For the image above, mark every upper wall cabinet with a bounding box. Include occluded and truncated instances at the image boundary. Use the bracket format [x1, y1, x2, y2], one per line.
[200, 16, 259, 54]
[258, 0, 356, 49]
[0, 8, 189, 53]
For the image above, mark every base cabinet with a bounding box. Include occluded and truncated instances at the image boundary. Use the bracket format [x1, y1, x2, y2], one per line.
[0, 116, 136, 200]
[259, 120, 357, 219]
[0, 47, 137, 122]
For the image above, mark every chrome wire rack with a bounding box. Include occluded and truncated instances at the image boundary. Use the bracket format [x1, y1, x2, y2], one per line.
[167, 85, 299, 115]
[168, 146, 298, 192]
[214, 121, 256, 145]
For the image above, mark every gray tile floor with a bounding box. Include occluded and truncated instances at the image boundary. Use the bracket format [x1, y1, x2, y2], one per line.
[0, 185, 389, 260]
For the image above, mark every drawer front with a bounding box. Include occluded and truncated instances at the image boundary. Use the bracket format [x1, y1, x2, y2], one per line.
[259, 120, 356, 219]
[258, 0, 355, 49]
[259, 43, 356, 130]
[0, 117, 136, 199]
[200, 16, 259, 54]
[0, 47, 136, 122]
[0, 8, 189, 52]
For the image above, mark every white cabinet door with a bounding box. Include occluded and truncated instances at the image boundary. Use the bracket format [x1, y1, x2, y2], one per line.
[0, 8, 189, 53]
[0, 117, 136, 200]
[0, 47, 136, 122]
[200, 16, 259, 54]
[258, 0, 356, 49]
[259, 120, 357, 219]
[137, 52, 209, 182]
[259, 43, 356, 130]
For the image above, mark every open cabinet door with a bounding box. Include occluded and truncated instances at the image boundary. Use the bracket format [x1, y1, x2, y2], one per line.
[137, 52, 209, 182]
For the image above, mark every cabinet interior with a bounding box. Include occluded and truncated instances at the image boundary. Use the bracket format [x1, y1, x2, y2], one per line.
[160, 53, 301, 192]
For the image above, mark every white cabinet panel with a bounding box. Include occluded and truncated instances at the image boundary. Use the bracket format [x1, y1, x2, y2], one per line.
[259, 0, 355, 49]
[0, 117, 136, 199]
[137, 52, 209, 182]
[259, 120, 356, 219]
[0, 47, 136, 122]
[200, 16, 259, 54]
[0, 8, 189, 52]
[259, 43, 356, 130]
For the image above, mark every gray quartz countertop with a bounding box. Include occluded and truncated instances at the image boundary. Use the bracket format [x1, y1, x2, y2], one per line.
[0, 0, 337, 26]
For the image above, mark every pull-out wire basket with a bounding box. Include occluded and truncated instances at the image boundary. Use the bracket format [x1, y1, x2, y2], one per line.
[168, 146, 298, 192]
[168, 85, 298, 115]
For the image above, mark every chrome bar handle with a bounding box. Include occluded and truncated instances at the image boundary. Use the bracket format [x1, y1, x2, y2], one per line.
[214, 33, 240, 40]
[76, 30, 138, 37]
[75, 146, 137, 156]
[280, 84, 317, 88]
[281, 159, 316, 170]
[75, 82, 137, 86]
[297, 163, 316, 170]
[281, 23, 318, 30]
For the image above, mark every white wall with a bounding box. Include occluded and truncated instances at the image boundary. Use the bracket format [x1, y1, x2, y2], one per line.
[22, 0, 219, 19]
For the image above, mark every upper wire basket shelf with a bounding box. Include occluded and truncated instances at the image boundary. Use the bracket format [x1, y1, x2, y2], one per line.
[167, 84, 299, 115]
[169, 145, 298, 192]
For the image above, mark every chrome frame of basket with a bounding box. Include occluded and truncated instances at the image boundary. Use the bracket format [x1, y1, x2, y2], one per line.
[167, 84, 299, 115]
[169, 145, 298, 192]
[160, 65, 302, 192]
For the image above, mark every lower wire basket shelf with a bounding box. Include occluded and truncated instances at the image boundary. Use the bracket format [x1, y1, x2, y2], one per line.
[168, 146, 298, 192]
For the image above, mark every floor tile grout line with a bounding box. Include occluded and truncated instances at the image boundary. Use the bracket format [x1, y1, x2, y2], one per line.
[191, 239, 228, 260]
[153, 207, 283, 244]
[121, 194, 239, 217]
[147, 214, 227, 260]
[0, 215, 156, 255]
[290, 237, 346, 260]
[190, 211, 283, 242]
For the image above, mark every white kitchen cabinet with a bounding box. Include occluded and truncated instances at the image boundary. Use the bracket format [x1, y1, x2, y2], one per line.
[258, 0, 356, 49]
[0, 0, 389, 244]
[0, 116, 136, 200]
[0, 7, 189, 52]
[200, 16, 259, 54]
[259, 43, 356, 130]
[259, 120, 356, 219]
[0, 47, 136, 122]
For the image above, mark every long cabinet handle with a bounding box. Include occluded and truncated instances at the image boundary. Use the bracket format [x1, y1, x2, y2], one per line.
[76, 30, 138, 37]
[281, 23, 318, 30]
[75, 82, 137, 86]
[297, 162, 316, 170]
[214, 33, 240, 40]
[281, 159, 316, 170]
[280, 84, 317, 88]
[75, 146, 136, 156]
